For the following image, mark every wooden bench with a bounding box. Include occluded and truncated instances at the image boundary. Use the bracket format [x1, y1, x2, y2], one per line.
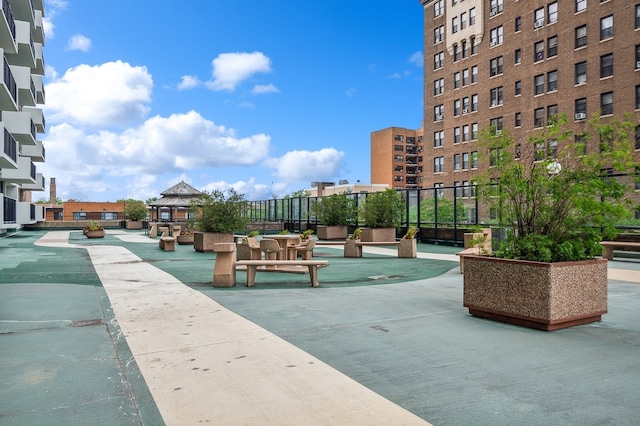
[159, 237, 176, 251]
[315, 241, 346, 246]
[600, 241, 640, 260]
[235, 260, 329, 287]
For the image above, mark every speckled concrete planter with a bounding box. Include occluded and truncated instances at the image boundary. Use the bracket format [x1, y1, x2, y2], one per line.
[317, 225, 348, 240]
[360, 227, 396, 243]
[398, 239, 417, 258]
[194, 232, 234, 253]
[125, 221, 143, 230]
[463, 255, 608, 331]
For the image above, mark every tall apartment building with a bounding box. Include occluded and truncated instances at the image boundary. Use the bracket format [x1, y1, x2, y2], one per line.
[370, 126, 425, 189]
[418, 0, 640, 190]
[0, 0, 46, 234]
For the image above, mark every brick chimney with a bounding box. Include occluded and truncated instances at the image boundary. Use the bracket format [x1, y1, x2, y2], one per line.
[49, 177, 56, 204]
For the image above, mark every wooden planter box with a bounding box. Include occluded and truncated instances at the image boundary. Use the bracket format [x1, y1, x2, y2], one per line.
[463, 255, 608, 331]
[126, 221, 143, 230]
[317, 225, 348, 240]
[193, 232, 234, 253]
[360, 227, 396, 243]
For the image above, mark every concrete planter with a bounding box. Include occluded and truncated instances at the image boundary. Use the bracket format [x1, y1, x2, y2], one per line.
[85, 230, 105, 239]
[463, 255, 608, 331]
[344, 239, 361, 257]
[176, 234, 194, 245]
[236, 243, 252, 260]
[398, 239, 417, 258]
[360, 227, 396, 243]
[317, 225, 348, 240]
[125, 220, 143, 230]
[194, 232, 234, 253]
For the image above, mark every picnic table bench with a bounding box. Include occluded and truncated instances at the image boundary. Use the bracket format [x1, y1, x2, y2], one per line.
[600, 241, 640, 260]
[235, 260, 329, 287]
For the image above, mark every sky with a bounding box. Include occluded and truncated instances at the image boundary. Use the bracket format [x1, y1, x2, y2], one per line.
[37, 0, 425, 202]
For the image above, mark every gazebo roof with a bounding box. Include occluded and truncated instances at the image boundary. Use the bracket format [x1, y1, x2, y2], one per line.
[149, 181, 202, 207]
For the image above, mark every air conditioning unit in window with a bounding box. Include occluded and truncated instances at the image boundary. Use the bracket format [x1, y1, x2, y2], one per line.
[436, 114, 443, 120]
[462, 109, 468, 114]
[495, 130, 503, 135]
[490, 40, 497, 47]
[575, 112, 587, 120]
[490, 9, 497, 17]
[636, 60, 640, 69]
[491, 101, 497, 107]
[534, 19, 544, 29]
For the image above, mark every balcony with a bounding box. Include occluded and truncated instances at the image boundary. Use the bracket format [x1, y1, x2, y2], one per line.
[2, 110, 36, 145]
[9, 63, 35, 107]
[32, 8, 43, 44]
[0, 126, 18, 167]
[0, 0, 17, 54]
[1, 155, 36, 184]
[22, 106, 44, 133]
[0, 52, 17, 111]
[31, 73, 43, 103]
[12, 20, 35, 69]
[20, 138, 44, 161]
[33, 41, 43, 75]
[22, 171, 44, 191]
[7, 0, 35, 24]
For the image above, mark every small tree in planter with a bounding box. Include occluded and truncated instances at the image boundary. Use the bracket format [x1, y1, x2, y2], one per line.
[360, 189, 404, 242]
[123, 199, 147, 229]
[464, 114, 639, 330]
[192, 189, 249, 253]
[312, 192, 357, 240]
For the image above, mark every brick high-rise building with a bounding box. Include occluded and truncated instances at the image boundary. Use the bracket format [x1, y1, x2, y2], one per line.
[417, 0, 640, 190]
[370, 126, 424, 189]
[0, 0, 46, 234]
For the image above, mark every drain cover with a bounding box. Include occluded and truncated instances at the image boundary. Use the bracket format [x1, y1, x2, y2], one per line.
[70, 319, 103, 327]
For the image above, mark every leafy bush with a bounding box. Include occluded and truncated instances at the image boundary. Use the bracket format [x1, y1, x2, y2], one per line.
[193, 189, 249, 234]
[311, 192, 357, 226]
[123, 200, 148, 221]
[361, 189, 404, 229]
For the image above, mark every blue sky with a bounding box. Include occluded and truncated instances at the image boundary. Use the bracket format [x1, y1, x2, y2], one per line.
[38, 0, 424, 202]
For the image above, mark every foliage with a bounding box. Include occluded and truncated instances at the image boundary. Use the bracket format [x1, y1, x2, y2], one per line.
[403, 226, 419, 239]
[285, 189, 312, 198]
[192, 189, 249, 234]
[348, 228, 362, 239]
[241, 230, 260, 243]
[123, 199, 148, 221]
[312, 192, 357, 226]
[419, 196, 469, 223]
[476, 113, 638, 262]
[301, 229, 314, 239]
[85, 221, 103, 231]
[361, 189, 404, 228]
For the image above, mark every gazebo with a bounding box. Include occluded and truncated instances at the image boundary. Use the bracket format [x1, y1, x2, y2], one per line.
[148, 181, 202, 223]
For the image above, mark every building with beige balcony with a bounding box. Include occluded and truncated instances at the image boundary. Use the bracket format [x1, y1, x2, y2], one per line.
[0, 0, 46, 235]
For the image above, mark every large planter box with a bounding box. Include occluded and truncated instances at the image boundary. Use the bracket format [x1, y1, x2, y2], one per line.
[194, 232, 234, 253]
[398, 239, 417, 258]
[463, 255, 608, 331]
[360, 227, 396, 243]
[176, 234, 194, 245]
[85, 230, 105, 238]
[126, 221, 143, 230]
[317, 225, 348, 240]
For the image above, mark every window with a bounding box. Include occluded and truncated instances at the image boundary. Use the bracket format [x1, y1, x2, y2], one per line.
[575, 25, 587, 48]
[454, 44, 460, 61]
[463, 125, 470, 141]
[515, 143, 522, 159]
[547, 70, 558, 92]
[636, 45, 640, 69]
[489, 148, 503, 167]
[462, 68, 470, 86]
[434, 130, 444, 147]
[600, 53, 613, 78]
[490, 86, 503, 106]
[636, 126, 640, 150]
[534, 74, 545, 95]
[434, 182, 444, 197]
[454, 126, 461, 143]
[534, 8, 545, 28]
[548, 2, 558, 24]
[547, 104, 558, 123]
[462, 152, 469, 169]
[471, 65, 478, 83]
[394, 165, 404, 172]
[470, 7, 476, 25]
[101, 212, 118, 220]
[452, 16, 458, 33]
[462, 40, 468, 58]
[637, 5, 640, 29]
[471, 151, 478, 169]
[490, 26, 503, 46]
[434, 156, 444, 173]
[515, 112, 522, 127]
[601, 91, 613, 115]
[462, 96, 470, 112]
[434, 78, 444, 95]
[535, 142, 545, 161]
[534, 107, 545, 127]
[434, 104, 444, 121]
[394, 155, 404, 162]
[490, 56, 503, 76]
[470, 36, 478, 55]
[461, 12, 467, 30]
[454, 153, 461, 170]
[575, 98, 587, 117]
[515, 80, 522, 96]
[434, 52, 444, 69]
[394, 134, 404, 141]
[394, 144, 404, 152]
[471, 94, 478, 111]
[434, 0, 444, 17]
[490, 117, 503, 133]
[515, 49, 522, 64]
[637, 85, 640, 109]
[73, 212, 87, 220]
[548, 140, 558, 158]
[515, 16, 522, 32]
[600, 15, 613, 40]
[434, 25, 444, 44]
[575, 61, 587, 84]
[534, 41, 545, 62]
[471, 123, 479, 140]
[454, 71, 461, 89]
[547, 36, 558, 57]
[576, 0, 587, 13]
[490, 0, 503, 15]
[454, 99, 461, 116]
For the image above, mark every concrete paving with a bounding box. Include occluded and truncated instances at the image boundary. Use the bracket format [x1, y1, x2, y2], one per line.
[1, 230, 640, 425]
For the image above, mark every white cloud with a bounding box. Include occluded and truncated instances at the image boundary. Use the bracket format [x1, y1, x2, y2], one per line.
[206, 51, 272, 91]
[345, 88, 356, 97]
[67, 34, 91, 52]
[268, 148, 345, 182]
[177, 75, 200, 90]
[387, 70, 410, 79]
[200, 177, 271, 201]
[409, 51, 424, 67]
[42, 0, 68, 39]
[251, 84, 279, 94]
[45, 61, 153, 127]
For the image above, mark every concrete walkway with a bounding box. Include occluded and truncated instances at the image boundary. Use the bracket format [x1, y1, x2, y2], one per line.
[34, 231, 429, 425]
